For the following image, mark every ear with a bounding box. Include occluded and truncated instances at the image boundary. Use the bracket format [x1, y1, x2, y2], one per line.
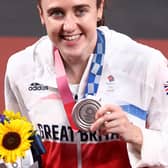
[97, 0, 104, 20]
[37, 5, 45, 25]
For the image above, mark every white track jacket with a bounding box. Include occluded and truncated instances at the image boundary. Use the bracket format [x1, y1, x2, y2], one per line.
[4, 26, 168, 168]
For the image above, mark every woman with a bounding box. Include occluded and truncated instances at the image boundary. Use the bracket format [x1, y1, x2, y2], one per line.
[4, 0, 168, 167]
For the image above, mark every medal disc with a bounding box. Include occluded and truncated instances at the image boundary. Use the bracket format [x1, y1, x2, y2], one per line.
[72, 98, 101, 131]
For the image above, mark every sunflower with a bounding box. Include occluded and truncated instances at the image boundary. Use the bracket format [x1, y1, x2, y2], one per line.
[3, 110, 27, 121]
[0, 119, 34, 163]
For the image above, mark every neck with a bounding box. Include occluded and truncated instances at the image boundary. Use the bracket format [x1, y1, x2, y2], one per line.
[64, 59, 88, 84]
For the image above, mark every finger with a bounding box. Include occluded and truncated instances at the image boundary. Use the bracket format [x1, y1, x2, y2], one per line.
[90, 111, 113, 131]
[90, 117, 106, 132]
[104, 118, 119, 128]
[103, 127, 121, 134]
[95, 104, 122, 119]
[98, 125, 120, 135]
[90, 112, 119, 132]
[91, 111, 122, 132]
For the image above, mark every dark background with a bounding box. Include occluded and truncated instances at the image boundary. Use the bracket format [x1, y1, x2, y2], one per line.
[0, 0, 168, 38]
[0, 0, 168, 111]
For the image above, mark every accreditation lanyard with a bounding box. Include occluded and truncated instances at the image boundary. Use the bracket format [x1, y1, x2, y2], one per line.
[54, 30, 105, 131]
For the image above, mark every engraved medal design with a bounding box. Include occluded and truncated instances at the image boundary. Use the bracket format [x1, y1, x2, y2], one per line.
[72, 98, 101, 131]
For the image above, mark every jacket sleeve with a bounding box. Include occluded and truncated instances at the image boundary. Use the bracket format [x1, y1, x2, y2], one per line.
[4, 60, 36, 167]
[4, 67, 21, 113]
[137, 53, 168, 167]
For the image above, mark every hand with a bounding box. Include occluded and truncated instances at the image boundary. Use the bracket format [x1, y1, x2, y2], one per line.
[90, 104, 143, 151]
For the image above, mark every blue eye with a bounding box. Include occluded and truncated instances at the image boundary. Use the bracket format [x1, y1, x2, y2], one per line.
[53, 11, 64, 17]
[76, 8, 88, 17]
[48, 8, 64, 18]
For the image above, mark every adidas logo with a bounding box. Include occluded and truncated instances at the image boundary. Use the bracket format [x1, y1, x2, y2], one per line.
[28, 83, 48, 91]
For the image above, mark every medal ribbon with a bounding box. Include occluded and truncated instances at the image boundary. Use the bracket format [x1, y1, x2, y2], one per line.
[54, 30, 105, 131]
[84, 29, 105, 97]
[82, 31, 131, 167]
[54, 48, 78, 131]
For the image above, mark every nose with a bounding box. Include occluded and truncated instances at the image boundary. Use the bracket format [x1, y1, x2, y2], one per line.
[62, 14, 77, 32]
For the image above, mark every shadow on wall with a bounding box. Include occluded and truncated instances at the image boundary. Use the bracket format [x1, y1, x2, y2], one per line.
[0, 37, 168, 113]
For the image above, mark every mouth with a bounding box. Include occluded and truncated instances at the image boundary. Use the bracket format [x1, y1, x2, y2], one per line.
[61, 34, 82, 41]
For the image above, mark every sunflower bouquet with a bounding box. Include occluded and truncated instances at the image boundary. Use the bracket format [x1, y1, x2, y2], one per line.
[0, 110, 35, 164]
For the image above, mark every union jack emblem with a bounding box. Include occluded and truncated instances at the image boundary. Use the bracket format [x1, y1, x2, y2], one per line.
[163, 81, 168, 95]
[107, 75, 114, 82]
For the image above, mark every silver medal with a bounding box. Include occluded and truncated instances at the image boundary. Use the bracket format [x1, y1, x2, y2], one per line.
[72, 98, 101, 131]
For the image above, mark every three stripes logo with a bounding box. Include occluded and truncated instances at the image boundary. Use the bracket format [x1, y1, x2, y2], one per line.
[28, 83, 48, 91]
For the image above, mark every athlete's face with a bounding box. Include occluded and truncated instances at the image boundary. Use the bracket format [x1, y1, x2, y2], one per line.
[38, 0, 104, 59]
